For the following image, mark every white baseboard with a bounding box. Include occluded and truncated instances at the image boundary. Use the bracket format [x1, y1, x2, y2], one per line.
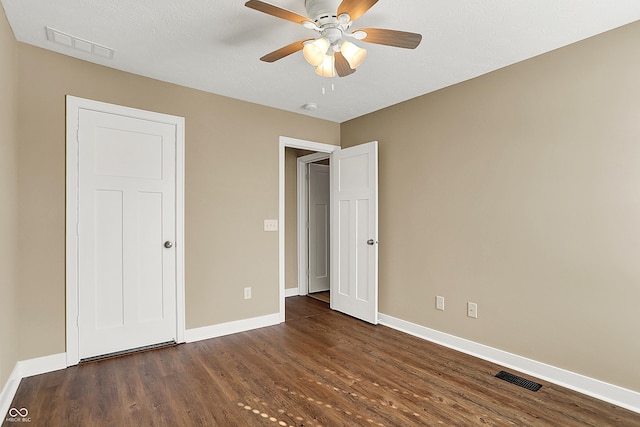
[16, 353, 67, 379]
[0, 365, 21, 421]
[378, 313, 640, 414]
[185, 313, 281, 343]
[0, 353, 66, 419]
[285, 288, 299, 297]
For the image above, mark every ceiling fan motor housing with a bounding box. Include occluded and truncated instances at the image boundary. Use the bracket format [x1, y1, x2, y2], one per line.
[305, 0, 341, 22]
[305, 0, 351, 49]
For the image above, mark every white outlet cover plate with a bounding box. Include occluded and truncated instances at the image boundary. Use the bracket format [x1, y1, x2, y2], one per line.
[468, 302, 478, 318]
[264, 219, 278, 232]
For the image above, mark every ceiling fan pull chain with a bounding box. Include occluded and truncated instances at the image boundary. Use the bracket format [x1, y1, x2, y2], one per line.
[321, 83, 337, 95]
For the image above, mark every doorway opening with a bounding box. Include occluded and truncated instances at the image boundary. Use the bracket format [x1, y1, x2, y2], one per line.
[279, 137, 379, 325]
[278, 137, 340, 322]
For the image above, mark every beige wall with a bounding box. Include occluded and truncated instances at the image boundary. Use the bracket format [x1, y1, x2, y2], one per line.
[342, 21, 640, 392]
[12, 42, 339, 361]
[0, 4, 18, 388]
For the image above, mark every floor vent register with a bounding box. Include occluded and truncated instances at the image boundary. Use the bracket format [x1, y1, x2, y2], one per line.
[495, 370, 543, 392]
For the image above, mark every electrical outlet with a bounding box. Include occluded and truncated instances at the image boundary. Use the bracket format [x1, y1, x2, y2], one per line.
[436, 296, 445, 311]
[467, 302, 478, 318]
[244, 287, 252, 300]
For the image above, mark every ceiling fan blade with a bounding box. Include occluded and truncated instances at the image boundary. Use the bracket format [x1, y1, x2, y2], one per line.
[245, 0, 312, 26]
[337, 0, 379, 21]
[260, 39, 313, 62]
[356, 28, 422, 49]
[334, 52, 356, 77]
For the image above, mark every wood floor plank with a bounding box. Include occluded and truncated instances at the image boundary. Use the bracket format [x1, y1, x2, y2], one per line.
[3, 296, 639, 426]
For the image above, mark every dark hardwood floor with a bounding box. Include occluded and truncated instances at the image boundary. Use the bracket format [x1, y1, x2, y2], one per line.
[307, 291, 330, 304]
[4, 296, 639, 426]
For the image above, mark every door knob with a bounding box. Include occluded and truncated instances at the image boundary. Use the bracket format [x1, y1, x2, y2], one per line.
[164, 241, 173, 249]
[367, 239, 378, 246]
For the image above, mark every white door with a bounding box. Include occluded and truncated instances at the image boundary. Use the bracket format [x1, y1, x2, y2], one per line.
[308, 163, 330, 293]
[77, 109, 178, 360]
[330, 141, 378, 324]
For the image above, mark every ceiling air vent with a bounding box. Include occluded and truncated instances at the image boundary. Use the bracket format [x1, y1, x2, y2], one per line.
[45, 26, 114, 59]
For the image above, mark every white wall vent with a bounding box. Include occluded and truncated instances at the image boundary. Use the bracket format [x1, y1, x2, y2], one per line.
[45, 26, 114, 59]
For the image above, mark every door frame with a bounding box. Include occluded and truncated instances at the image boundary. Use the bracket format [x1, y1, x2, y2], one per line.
[296, 152, 330, 297]
[65, 96, 186, 366]
[278, 137, 339, 322]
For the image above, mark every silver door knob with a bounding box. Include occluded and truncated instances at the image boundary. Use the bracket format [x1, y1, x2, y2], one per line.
[367, 239, 377, 246]
[164, 241, 173, 249]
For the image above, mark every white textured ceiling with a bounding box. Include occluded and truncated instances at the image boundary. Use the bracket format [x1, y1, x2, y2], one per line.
[2, 0, 639, 123]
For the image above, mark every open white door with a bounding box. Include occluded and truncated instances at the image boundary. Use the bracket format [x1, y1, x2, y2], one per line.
[330, 141, 378, 324]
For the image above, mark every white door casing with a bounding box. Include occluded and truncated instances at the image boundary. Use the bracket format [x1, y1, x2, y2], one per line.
[66, 96, 185, 365]
[330, 141, 379, 324]
[308, 163, 330, 293]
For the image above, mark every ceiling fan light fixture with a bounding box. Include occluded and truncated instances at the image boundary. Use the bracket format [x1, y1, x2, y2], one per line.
[303, 37, 330, 66]
[340, 41, 367, 69]
[315, 54, 336, 77]
[245, 0, 423, 77]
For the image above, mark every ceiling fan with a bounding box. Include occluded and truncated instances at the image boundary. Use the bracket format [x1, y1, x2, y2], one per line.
[245, 0, 422, 77]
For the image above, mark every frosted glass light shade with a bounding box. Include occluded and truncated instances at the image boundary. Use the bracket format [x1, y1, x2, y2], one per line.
[303, 38, 330, 66]
[340, 41, 367, 69]
[315, 54, 336, 77]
